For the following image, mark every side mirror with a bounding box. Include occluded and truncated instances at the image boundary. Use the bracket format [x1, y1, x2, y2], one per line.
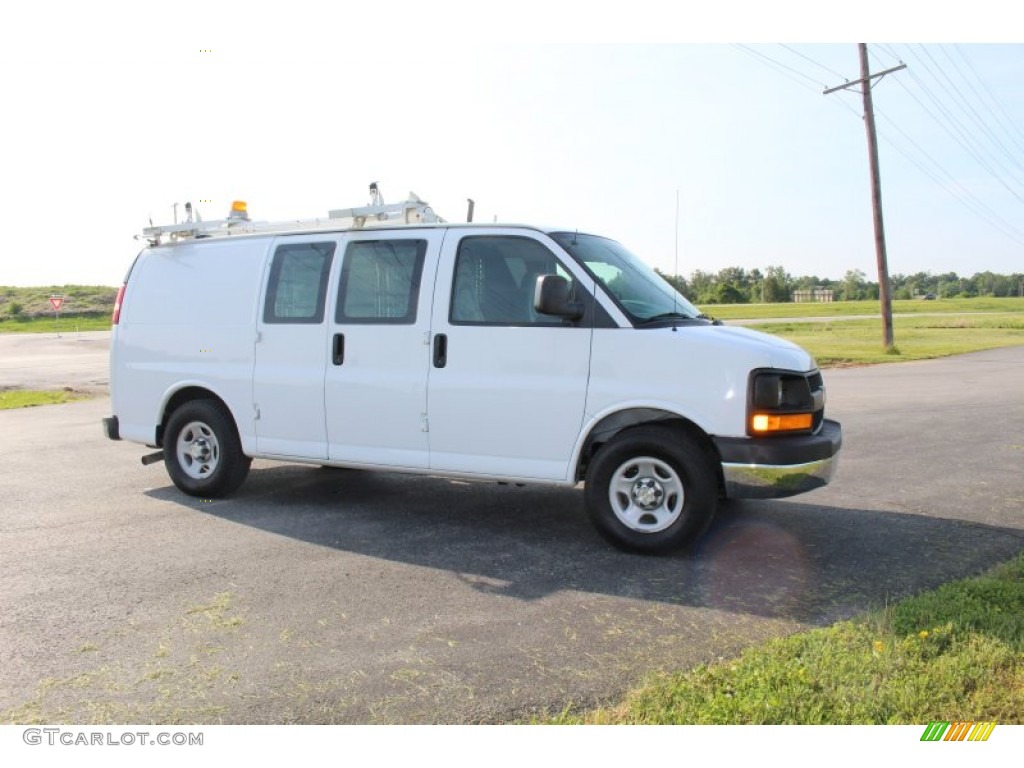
[534, 274, 584, 320]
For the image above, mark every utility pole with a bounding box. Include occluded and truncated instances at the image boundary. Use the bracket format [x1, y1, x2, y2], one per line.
[825, 45, 906, 351]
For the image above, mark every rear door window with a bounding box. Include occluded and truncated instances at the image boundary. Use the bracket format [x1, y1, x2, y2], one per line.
[263, 242, 335, 323]
[335, 239, 427, 324]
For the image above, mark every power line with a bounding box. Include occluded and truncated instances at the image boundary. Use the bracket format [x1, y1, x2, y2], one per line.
[899, 47, 1024, 206]
[939, 45, 1024, 175]
[737, 46, 893, 141]
[879, 131, 1024, 248]
[917, 45, 1024, 189]
[868, 44, 1024, 247]
[874, 113, 1024, 246]
[879, 111, 1023, 232]
[866, 46, 888, 72]
[735, 43, 1024, 251]
[953, 45, 1024, 160]
[885, 43, 1024, 183]
[875, 44, 905, 67]
[733, 44, 824, 92]
[779, 44, 847, 81]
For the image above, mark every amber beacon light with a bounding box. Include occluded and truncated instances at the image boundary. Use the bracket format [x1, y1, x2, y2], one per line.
[228, 200, 249, 220]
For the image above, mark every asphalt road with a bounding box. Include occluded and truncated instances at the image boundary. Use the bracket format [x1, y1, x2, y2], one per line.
[1, 333, 1022, 723]
[0, 331, 110, 393]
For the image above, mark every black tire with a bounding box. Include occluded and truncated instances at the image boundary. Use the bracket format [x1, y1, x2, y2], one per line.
[163, 399, 251, 498]
[584, 425, 717, 554]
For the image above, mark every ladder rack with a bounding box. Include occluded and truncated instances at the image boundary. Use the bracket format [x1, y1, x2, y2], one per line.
[140, 189, 445, 246]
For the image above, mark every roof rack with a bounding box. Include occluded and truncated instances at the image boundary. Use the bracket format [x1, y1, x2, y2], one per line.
[139, 184, 445, 246]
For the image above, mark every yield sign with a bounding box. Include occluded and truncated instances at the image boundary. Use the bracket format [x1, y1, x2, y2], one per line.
[49, 297, 64, 311]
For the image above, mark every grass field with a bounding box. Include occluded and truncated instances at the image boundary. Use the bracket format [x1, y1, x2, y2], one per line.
[686, 297, 1024, 366]
[701, 296, 1024, 320]
[0, 389, 91, 409]
[761, 313, 1024, 366]
[0, 285, 117, 313]
[0, 315, 111, 334]
[550, 553, 1024, 724]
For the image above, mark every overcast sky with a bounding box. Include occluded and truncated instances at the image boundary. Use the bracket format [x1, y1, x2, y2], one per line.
[2, 2, 1022, 286]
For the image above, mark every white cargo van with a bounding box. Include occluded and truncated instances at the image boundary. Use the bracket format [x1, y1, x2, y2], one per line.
[105, 192, 841, 553]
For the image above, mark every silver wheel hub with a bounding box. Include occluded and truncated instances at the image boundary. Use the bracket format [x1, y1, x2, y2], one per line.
[176, 421, 220, 480]
[608, 456, 685, 533]
[188, 438, 211, 462]
[632, 477, 665, 509]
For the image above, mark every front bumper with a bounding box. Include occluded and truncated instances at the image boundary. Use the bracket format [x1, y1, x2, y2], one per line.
[713, 419, 842, 499]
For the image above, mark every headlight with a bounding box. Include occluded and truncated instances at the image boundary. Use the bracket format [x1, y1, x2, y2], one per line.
[748, 370, 820, 435]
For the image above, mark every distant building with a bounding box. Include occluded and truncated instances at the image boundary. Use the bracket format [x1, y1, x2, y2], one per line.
[791, 288, 834, 303]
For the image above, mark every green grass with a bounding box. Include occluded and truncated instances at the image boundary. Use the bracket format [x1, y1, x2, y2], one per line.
[0, 285, 117, 332]
[0, 389, 91, 409]
[550, 554, 1024, 724]
[0, 315, 112, 333]
[0, 285, 118, 314]
[702, 296, 1024, 321]
[761, 313, 1024, 366]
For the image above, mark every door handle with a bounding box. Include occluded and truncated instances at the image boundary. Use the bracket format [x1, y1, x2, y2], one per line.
[332, 333, 345, 366]
[433, 333, 447, 368]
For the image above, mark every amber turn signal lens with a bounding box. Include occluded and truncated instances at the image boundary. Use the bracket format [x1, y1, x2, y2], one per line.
[751, 413, 813, 433]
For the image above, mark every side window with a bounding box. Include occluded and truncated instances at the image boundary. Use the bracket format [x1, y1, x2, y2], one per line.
[263, 242, 335, 324]
[451, 236, 576, 325]
[336, 239, 426, 324]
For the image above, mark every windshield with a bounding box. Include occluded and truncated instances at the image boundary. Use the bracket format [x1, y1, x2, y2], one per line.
[551, 232, 701, 323]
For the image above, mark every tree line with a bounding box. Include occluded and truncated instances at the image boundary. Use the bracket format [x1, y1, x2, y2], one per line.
[655, 266, 1024, 304]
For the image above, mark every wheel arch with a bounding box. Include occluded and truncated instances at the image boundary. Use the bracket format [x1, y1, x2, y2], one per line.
[156, 385, 240, 449]
[574, 408, 724, 493]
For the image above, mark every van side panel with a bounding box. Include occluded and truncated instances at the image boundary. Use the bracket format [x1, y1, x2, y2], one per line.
[583, 326, 770, 439]
[113, 238, 270, 446]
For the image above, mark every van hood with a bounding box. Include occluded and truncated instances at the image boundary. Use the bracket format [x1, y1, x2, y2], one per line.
[675, 322, 815, 372]
[717, 323, 814, 370]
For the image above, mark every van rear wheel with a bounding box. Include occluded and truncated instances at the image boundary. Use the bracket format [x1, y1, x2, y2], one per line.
[164, 400, 250, 497]
[585, 425, 716, 553]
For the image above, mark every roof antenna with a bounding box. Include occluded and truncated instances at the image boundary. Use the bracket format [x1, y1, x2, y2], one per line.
[672, 189, 680, 332]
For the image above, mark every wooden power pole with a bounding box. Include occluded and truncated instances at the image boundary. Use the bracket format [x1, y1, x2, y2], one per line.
[825, 45, 905, 351]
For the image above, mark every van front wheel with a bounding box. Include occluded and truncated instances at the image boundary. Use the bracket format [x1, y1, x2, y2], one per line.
[585, 426, 716, 553]
[164, 400, 250, 498]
